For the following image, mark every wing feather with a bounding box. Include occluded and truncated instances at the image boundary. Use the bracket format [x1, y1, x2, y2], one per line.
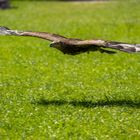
[0, 26, 67, 42]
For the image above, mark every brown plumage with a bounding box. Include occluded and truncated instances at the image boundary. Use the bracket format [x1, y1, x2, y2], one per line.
[0, 26, 140, 55]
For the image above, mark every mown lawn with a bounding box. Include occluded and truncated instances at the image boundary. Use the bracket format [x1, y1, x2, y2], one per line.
[0, 0, 140, 139]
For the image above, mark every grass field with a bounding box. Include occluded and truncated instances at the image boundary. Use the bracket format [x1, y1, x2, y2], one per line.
[0, 0, 140, 139]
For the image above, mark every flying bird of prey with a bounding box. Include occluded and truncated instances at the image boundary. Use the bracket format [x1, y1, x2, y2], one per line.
[0, 26, 140, 55]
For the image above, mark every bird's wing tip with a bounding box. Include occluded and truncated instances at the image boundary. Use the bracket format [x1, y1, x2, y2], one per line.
[0, 26, 10, 30]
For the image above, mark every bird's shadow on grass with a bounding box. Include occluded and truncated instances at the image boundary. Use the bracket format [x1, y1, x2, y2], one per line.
[35, 99, 140, 108]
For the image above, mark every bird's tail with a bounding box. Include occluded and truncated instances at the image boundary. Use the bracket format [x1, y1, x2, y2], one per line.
[106, 41, 140, 53]
[0, 26, 22, 36]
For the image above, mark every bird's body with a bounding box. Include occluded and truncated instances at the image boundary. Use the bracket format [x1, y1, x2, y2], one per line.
[0, 26, 140, 55]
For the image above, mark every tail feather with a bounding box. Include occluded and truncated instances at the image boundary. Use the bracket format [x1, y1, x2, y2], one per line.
[0, 26, 21, 36]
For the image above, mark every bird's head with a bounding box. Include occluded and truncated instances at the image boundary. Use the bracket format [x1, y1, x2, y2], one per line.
[50, 41, 64, 52]
[50, 41, 78, 55]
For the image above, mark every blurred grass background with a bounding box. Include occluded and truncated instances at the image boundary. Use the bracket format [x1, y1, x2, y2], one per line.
[0, 0, 140, 139]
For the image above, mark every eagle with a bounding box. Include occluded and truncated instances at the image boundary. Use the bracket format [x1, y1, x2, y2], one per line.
[0, 26, 140, 55]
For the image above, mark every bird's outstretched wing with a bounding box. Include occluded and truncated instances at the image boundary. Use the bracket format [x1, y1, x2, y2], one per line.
[68, 40, 140, 53]
[0, 26, 140, 55]
[0, 26, 67, 42]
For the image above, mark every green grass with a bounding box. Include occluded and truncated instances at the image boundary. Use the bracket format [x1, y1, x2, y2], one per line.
[0, 0, 140, 139]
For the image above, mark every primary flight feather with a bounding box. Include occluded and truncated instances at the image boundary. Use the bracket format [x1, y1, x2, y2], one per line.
[0, 26, 140, 55]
